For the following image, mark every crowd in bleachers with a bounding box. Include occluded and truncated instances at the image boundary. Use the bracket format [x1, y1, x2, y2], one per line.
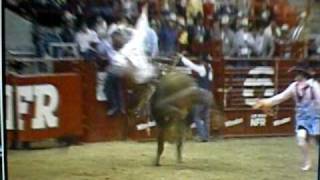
[6, 0, 320, 59]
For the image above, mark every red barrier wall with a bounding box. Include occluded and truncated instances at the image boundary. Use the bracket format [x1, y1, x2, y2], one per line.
[5, 59, 320, 143]
[6, 73, 84, 142]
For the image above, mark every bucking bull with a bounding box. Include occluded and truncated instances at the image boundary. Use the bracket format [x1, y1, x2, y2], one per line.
[105, 5, 216, 166]
[151, 72, 212, 166]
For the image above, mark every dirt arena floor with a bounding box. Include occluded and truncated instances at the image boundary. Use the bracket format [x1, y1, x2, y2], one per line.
[8, 137, 318, 180]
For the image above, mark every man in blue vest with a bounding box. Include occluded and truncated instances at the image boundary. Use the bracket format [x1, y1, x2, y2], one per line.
[179, 53, 213, 142]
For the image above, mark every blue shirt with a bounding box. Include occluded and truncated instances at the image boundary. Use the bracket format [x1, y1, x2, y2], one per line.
[159, 26, 177, 56]
[145, 27, 159, 58]
[97, 39, 118, 63]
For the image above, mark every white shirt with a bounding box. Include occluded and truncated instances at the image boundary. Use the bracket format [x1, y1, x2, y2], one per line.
[235, 29, 254, 46]
[266, 79, 320, 109]
[264, 25, 281, 39]
[95, 21, 108, 38]
[255, 35, 265, 55]
[264, 26, 272, 37]
[75, 29, 100, 53]
[119, 9, 157, 84]
[235, 30, 254, 55]
[181, 56, 213, 81]
[291, 25, 304, 41]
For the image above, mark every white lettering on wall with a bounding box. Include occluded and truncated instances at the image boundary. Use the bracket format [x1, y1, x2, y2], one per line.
[6, 84, 59, 130]
[6, 85, 13, 130]
[273, 117, 291, 126]
[32, 85, 59, 129]
[17, 86, 33, 130]
[225, 118, 244, 127]
[250, 114, 267, 127]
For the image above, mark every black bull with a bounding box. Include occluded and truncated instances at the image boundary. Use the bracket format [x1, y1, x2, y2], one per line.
[150, 71, 211, 166]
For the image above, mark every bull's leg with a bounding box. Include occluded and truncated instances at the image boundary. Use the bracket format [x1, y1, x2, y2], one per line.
[176, 136, 183, 163]
[176, 122, 186, 164]
[154, 128, 165, 166]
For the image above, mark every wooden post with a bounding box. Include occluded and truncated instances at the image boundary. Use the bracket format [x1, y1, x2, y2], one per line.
[10, 76, 19, 149]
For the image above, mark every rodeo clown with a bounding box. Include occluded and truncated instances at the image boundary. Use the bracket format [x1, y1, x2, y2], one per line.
[254, 61, 320, 171]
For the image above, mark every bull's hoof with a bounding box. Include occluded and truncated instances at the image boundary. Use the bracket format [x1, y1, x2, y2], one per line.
[154, 162, 161, 166]
[153, 160, 161, 166]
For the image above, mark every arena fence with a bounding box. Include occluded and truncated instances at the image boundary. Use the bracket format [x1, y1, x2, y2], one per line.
[213, 58, 320, 137]
[5, 57, 320, 146]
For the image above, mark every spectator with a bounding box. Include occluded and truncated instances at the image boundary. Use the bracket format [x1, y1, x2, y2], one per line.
[111, 17, 135, 47]
[33, 26, 63, 58]
[118, 16, 133, 28]
[83, 38, 101, 60]
[66, 0, 85, 20]
[150, 18, 161, 31]
[186, 18, 195, 46]
[259, 2, 272, 27]
[264, 20, 282, 40]
[145, 20, 159, 58]
[75, 22, 100, 57]
[161, 0, 176, 15]
[83, 41, 100, 60]
[204, 21, 213, 42]
[278, 24, 291, 43]
[203, 0, 215, 28]
[193, 17, 206, 43]
[219, 16, 235, 57]
[32, 23, 43, 57]
[186, 0, 203, 20]
[290, 11, 310, 42]
[111, 29, 130, 50]
[60, 20, 75, 43]
[58, 19, 77, 58]
[148, 0, 161, 19]
[88, 0, 120, 23]
[159, 0, 168, 14]
[159, 15, 178, 57]
[216, 0, 238, 27]
[309, 35, 320, 56]
[231, 18, 255, 57]
[177, 18, 189, 52]
[175, 0, 187, 17]
[277, 24, 293, 59]
[95, 16, 108, 38]
[97, 32, 125, 116]
[237, 0, 250, 19]
[209, 21, 222, 41]
[121, 0, 138, 20]
[252, 26, 275, 58]
[62, 10, 76, 24]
